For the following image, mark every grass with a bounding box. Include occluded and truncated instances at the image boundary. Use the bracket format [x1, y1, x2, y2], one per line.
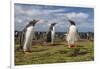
[15, 40, 94, 65]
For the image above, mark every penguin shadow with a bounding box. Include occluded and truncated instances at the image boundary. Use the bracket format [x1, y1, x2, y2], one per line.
[47, 43, 65, 46]
[75, 45, 88, 55]
[77, 45, 84, 48]
[67, 48, 88, 57]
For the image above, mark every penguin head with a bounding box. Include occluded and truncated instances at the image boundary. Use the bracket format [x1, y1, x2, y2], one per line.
[29, 19, 39, 26]
[51, 23, 57, 26]
[68, 20, 76, 25]
[32, 19, 39, 23]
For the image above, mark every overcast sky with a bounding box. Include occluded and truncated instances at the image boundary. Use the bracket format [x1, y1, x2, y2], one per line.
[14, 3, 94, 32]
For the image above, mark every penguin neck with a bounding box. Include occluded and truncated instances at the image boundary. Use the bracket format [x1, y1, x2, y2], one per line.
[30, 25, 34, 28]
[27, 25, 34, 30]
[51, 26, 55, 32]
[71, 24, 75, 26]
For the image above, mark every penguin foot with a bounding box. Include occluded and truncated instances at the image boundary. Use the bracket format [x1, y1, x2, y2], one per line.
[68, 45, 76, 48]
[24, 51, 32, 55]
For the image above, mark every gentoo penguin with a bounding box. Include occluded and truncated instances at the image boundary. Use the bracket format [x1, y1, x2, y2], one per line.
[21, 19, 39, 52]
[46, 23, 57, 44]
[66, 20, 78, 48]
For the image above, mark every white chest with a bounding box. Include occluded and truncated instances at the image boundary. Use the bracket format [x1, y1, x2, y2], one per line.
[27, 26, 34, 32]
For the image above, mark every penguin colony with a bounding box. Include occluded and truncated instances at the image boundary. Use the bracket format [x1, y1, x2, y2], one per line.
[19, 19, 78, 53]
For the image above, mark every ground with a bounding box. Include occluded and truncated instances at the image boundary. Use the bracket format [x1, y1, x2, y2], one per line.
[15, 40, 94, 65]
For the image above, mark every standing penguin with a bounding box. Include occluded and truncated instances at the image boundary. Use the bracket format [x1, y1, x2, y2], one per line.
[22, 19, 39, 52]
[66, 20, 78, 48]
[46, 23, 57, 44]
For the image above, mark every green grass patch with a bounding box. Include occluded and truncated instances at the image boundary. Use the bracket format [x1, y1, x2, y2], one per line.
[15, 40, 94, 65]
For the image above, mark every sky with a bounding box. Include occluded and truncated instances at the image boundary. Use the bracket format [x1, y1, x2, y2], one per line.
[14, 3, 94, 32]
